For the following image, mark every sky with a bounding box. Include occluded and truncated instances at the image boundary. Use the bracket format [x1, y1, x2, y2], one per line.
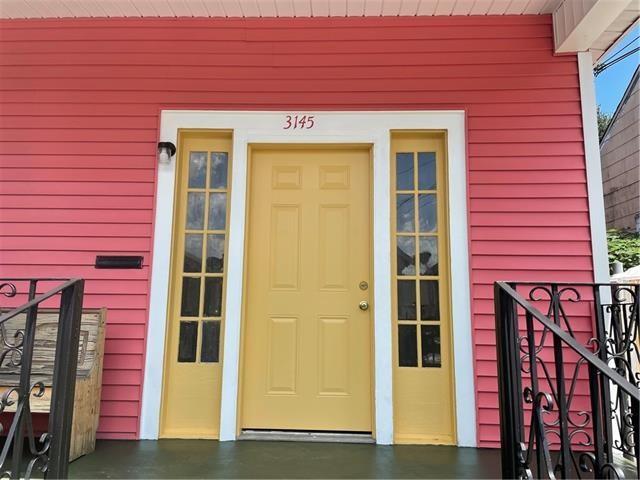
[595, 25, 640, 115]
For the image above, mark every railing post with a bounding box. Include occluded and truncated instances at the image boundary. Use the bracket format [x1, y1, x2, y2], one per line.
[587, 364, 605, 476]
[632, 399, 639, 480]
[46, 280, 84, 479]
[550, 283, 575, 478]
[495, 282, 524, 479]
[9, 280, 39, 479]
[593, 284, 614, 463]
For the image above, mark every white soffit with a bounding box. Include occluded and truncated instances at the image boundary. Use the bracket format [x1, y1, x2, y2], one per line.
[0, 0, 564, 19]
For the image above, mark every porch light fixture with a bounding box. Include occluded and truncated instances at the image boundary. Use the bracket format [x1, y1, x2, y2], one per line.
[157, 142, 176, 164]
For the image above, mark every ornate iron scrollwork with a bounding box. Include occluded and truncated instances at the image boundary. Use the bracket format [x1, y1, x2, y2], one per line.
[496, 281, 639, 480]
[0, 278, 85, 479]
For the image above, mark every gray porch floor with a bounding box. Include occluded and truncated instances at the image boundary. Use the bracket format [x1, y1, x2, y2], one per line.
[69, 440, 501, 479]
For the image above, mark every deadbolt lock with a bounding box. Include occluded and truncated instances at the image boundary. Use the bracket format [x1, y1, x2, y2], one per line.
[359, 281, 369, 291]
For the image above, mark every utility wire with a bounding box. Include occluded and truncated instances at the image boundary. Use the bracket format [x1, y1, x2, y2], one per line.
[607, 35, 640, 60]
[594, 47, 640, 77]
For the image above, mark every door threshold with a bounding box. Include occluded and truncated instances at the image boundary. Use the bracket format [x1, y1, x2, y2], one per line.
[239, 430, 375, 444]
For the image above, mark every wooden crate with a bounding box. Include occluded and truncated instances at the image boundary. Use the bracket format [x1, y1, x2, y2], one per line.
[0, 308, 106, 461]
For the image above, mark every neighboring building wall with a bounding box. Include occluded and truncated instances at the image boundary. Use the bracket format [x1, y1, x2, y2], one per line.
[600, 69, 640, 232]
[0, 15, 593, 446]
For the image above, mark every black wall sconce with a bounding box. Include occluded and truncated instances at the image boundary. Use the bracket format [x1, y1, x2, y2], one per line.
[158, 141, 176, 164]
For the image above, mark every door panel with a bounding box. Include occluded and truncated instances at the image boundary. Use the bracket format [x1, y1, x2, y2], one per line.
[241, 145, 372, 432]
[160, 131, 231, 438]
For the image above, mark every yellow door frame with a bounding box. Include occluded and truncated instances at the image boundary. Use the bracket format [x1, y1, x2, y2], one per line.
[159, 129, 233, 439]
[390, 130, 457, 445]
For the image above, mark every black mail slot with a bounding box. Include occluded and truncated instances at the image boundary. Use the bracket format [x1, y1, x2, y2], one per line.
[95, 255, 143, 269]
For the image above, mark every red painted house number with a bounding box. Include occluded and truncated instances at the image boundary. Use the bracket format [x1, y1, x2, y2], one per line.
[283, 115, 315, 130]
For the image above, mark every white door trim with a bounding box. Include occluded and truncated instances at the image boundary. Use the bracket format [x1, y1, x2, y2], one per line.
[140, 110, 476, 447]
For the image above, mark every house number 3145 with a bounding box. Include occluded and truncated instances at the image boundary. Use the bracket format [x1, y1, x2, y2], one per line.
[283, 115, 315, 130]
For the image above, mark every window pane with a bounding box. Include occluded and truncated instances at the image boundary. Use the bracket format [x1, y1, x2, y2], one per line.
[208, 193, 227, 231]
[183, 234, 203, 273]
[421, 325, 441, 367]
[398, 325, 418, 367]
[397, 280, 417, 320]
[210, 152, 229, 189]
[396, 194, 415, 233]
[180, 277, 201, 317]
[396, 153, 414, 190]
[419, 237, 438, 276]
[186, 192, 205, 230]
[204, 277, 223, 317]
[418, 194, 437, 232]
[420, 280, 440, 321]
[206, 234, 225, 273]
[188, 152, 207, 189]
[178, 321, 198, 362]
[201, 321, 220, 363]
[397, 236, 416, 276]
[418, 152, 436, 190]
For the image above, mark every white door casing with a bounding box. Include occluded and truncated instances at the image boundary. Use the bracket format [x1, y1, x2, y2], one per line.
[140, 110, 476, 446]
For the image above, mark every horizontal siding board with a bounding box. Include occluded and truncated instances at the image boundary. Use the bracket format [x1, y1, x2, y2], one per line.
[469, 102, 581, 116]
[100, 401, 140, 417]
[0, 51, 570, 68]
[468, 115, 583, 130]
[0, 209, 153, 223]
[0, 265, 150, 279]
[0, 89, 582, 104]
[0, 115, 159, 129]
[469, 170, 586, 184]
[468, 128, 583, 143]
[0, 195, 154, 210]
[106, 324, 147, 339]
[0, 38, 555, 55]
[0, 155, 155, 169]
[0, 75, 580, 92]
[469, 212, 590, 227]
[0, 129, 156, 143]
[103, 354, 145, 370]
[0, 142, 155, 155]
[469, 184, 587, 198]
[0, 168, 154, 182]
[0, 62, 579, 80]
[102, 370, 143, 385]
[469, 156, 587, 170]
[0, 15, 593, 445]
[0, 182, 155, 195]
[469, 198, 589, 212]
[471, 240, 592, 255]
[0, 236, 152, 251]
[0, 251, 149, 266]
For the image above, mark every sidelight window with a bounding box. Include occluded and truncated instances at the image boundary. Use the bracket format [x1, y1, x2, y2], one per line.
[177, 151, 230, 363]
[393, 149, 442, 368]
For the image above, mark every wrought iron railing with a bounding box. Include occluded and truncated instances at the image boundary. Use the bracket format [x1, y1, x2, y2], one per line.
[0, 278, 84, 479]
[495, 281, 639, 479]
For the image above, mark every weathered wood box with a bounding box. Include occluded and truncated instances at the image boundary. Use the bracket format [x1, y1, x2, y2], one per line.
[0, 308, 106, 461]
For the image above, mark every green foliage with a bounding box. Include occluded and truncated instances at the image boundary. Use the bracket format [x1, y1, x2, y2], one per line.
[597, 105, 612, 141]
[607, 229, 640, 270]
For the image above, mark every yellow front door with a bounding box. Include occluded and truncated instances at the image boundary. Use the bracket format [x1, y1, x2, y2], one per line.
[241, 145, 373, 433]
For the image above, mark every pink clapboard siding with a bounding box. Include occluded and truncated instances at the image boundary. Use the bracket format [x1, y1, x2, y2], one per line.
[0, 15, 593, 445]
